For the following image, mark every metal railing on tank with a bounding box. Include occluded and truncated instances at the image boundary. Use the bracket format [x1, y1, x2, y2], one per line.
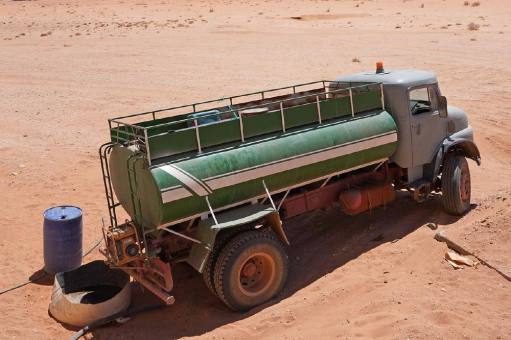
[108, 81, 385, 164]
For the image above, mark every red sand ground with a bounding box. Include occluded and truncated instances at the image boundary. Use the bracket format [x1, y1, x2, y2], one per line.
[1, 0, 510, 339]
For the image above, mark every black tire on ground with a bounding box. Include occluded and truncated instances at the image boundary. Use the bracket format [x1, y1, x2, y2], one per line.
[213, 230, 288, 312]
[442, 155, 471, 215]
[203, 226, 254, 297]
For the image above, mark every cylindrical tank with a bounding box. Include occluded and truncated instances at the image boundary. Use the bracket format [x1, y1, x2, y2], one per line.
[43, 206, 83, 274]
[110, 110, 398, 229]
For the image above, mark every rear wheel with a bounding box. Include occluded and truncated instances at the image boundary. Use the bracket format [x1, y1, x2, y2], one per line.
[213, 231, 288, 311]
[442, 155, 471, 215]
[203, 226, 253, 297]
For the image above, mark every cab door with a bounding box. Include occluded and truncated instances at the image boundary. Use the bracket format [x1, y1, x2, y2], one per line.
[409, 86, 447, 167]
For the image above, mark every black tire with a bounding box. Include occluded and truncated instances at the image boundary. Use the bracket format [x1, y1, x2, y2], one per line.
[442, 155, 471, 215]
[213, 230, 288, 312]
[203, 226, 253, 297]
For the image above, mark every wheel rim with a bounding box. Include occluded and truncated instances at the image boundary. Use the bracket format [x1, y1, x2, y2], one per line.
[237, 253, 276, 297]
[460, 164, 471, 202]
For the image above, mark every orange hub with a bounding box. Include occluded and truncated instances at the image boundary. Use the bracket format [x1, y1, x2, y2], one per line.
[237, 253, 276, 297]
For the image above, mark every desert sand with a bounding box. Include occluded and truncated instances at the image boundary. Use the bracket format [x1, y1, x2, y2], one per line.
[1, 0, 510, 339]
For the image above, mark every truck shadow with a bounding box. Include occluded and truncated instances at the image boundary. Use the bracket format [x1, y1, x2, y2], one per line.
[90, 192, 470, 340]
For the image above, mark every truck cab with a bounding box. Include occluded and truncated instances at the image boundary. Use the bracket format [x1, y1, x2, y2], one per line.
[335, 63, 481, 211]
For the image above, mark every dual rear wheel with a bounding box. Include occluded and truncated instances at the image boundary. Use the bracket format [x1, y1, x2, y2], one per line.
[204, 230, 288, 311]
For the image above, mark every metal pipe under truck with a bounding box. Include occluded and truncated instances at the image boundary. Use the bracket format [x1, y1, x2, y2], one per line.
[98, 63, 481, 311]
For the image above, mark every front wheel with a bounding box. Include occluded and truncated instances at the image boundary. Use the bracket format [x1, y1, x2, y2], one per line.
[442, 155, 471, 215]
[213, 230, 288, 311]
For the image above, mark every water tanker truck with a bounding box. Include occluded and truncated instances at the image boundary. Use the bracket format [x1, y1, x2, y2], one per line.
[99, 63, 481, 311]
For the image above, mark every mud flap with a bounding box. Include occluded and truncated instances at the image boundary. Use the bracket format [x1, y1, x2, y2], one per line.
[187, 203, 288, 272]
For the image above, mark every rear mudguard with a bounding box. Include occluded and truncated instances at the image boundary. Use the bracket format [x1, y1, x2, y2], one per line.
[187, 203, 288, 272]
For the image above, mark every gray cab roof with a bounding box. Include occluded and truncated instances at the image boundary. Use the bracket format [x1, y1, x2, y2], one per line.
[334, 70, 438, 88]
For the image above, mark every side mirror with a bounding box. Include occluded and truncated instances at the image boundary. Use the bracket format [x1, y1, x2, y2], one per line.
[438, 96, 448, 118]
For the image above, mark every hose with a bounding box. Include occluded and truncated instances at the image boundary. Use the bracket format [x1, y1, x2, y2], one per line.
[0, 236, 103, 296]
[82, 237, 103, 258]
[69, 304, 166, 340]
[0, 274, 46, 295]
[220, 97, 238, 119]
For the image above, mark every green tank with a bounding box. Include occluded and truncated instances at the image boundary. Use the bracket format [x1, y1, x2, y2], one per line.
[107, 81, 398, 229]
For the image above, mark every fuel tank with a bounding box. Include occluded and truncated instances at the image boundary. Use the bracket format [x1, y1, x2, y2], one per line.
[339, 182, 396, 215]
[109, 110, 398, 229]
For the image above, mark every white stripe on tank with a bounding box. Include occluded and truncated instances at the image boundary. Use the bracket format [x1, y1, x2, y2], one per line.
[159, 164, 211, 196]
[161, 186, 193, 202]
[159, 131, 397, 204]
[204, 132, 397, 190]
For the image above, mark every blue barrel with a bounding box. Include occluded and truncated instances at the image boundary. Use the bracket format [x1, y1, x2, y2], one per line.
[43, 206, 83, 274]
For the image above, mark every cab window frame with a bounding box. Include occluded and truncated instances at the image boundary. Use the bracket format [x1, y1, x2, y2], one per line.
[408, 84, 440, 116]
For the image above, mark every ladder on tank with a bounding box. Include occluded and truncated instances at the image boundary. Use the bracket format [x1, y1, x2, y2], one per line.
[99, 142, 121, 229]
[126, 154, 151, 260]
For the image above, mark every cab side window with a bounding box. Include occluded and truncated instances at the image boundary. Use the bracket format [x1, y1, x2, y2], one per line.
[409, 87, 439, 115]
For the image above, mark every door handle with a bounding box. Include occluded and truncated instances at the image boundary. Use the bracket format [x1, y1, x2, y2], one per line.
[411, 123, 421, 135]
